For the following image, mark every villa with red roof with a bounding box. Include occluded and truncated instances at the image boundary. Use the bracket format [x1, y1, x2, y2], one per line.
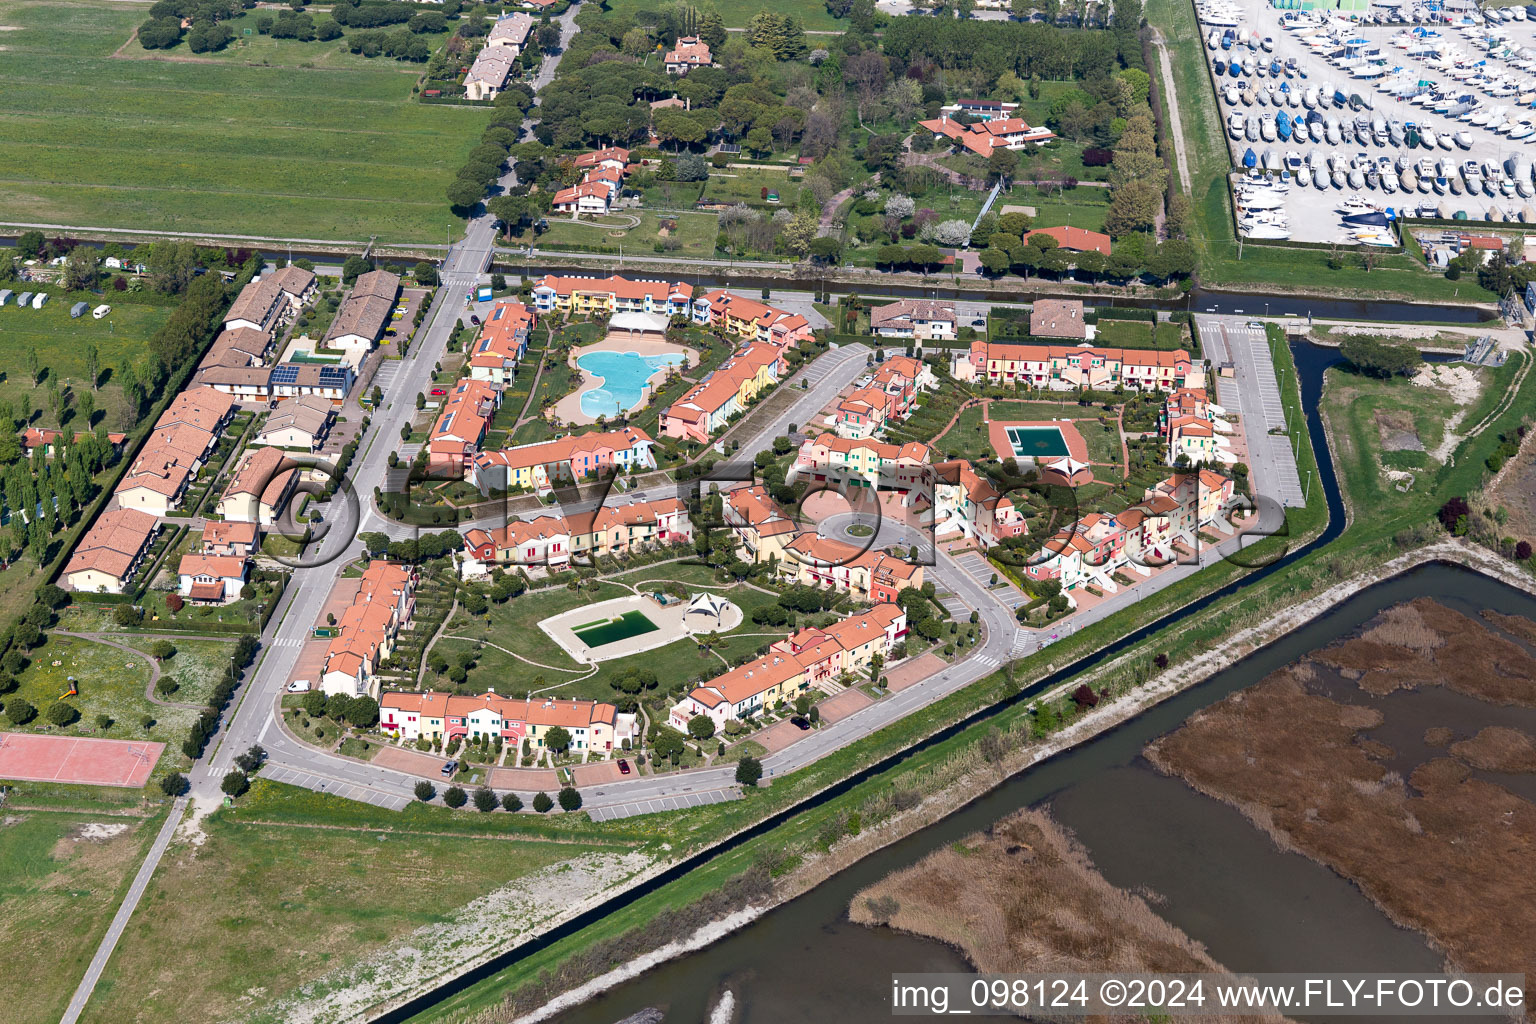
[690, 290, 812, 346]
[791, 432, 933, 491]
[1023, 226, 1112, 256]
[932, 458, 1029, 547]
[428, 378, 503, 468]
[381, 690, 631, 752]
[462, 495, 691, 567]
[952, 340, 1201, 392]
[669, 604, 907, 729]
[468, 426, 657, 494]
[664, 35, 713, 74]
[321, 561, 416, 699]
[468, 302, 537, 385]
[531, 275, 693, 317]
[916, 113, 1055, 156]
[660, 341, 786, 444]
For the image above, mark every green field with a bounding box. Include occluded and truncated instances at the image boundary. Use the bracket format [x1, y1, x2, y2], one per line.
[5, 634, 197, 770]
[601, 0, 845, 31]
[0, 289, 170, 431]
[510, 210, 720, 258]
[0, 0, 491, 242]
[78, 801, 626, 1024]
[0, 807, 168, 1024]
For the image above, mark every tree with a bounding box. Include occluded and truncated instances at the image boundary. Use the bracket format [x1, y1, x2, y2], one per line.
[6, 698, 36, 725]
[979, 248, 1012, 275]
[148, 639, 176, 662]
[558, 786, 582, 811]
[234, 744, 267, 773]
[735, 755, 763, 788]
[443, 785, 468, 808]
[345, 695, 379, 728]
[341, 254, 370, 284]
[532, 790, 554, 812]
[415, 780, 435, 802]
[473, 786, 497, 812]
[687, 714, 716, 740]
[447, 177, 485, 211]
[1339, 336, 1422, 378]
[46, 701, 78, 727]
[543, 725, 571, 753]
[300, 689, 327, 718]
[987, 147, 1019, 182]
[221, 771, 250, 798]
[160, 771, 189, 796]
[412, 261, 440, 286]
[808, 237, 842, 264]
[501, 791, 523, 812]
[62, 246, 102, 292]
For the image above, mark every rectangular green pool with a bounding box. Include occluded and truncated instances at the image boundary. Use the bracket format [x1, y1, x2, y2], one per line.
[573, 610, 660, 648]
[1005, 425, 1070, 459]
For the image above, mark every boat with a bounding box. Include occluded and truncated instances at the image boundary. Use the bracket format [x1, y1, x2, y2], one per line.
[1339, 195, 1378, 213]
[1293, 121, 1310, 143]
[1247, 115, 1260, 140]
[1298, 165, 1312, 187]
[1215, 58, 1228, 77]
[1304, 86, 1318, 108]
[1438, 131, 1455, 150]
[1388, 120, 1405, 145]
[1402, 164, 1419, 190]
[1353, 228, 1397, 245]
[1434, 174, 1448, 192]
[1325, 117, 1341, 144]
[1455, 129, 1475, 147]
[1262, 35, 1275, 52]
[1242, 147, 1258, 169]
[1261, 116, 1277, 141]
[1332, 167, 1347, 187]
[1449, 176, 1463, 194]
[1257, 87, 1270, 106]
[1228, 112, 1246, 138]
[1420, 126, 1438, 148]
[1349, 166, 1366, 188]
[1263, 148, 1280, 171]
[1343, 210, 1391, 227]
[1208, 29, 1221, 49]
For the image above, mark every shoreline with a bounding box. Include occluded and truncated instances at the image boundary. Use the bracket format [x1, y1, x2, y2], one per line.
[500, 541, 1534, 1024]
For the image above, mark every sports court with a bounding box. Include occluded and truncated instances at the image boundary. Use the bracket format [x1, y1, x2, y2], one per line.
[0, 733, 163, 788]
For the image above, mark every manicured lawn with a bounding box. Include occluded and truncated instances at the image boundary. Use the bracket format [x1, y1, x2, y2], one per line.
[510, 210, 720, 258]
[0, 0, 492, 242]
[1093, 318, 1190, 351]
[78, 807, 623, 1024]
[0, 808, 167, 1024]
[432, 562, 785, 701]
[699, 166, 808, 209]
[5, 634, 196, 770]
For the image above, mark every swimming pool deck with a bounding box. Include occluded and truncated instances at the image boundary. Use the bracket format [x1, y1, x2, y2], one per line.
[550, 335, 697, 427]
[988, 419, 1091, 467]
[539, 593, 743, 664]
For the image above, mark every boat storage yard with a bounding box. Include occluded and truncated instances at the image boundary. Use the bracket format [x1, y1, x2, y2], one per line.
[1201, 0, 1536, 242]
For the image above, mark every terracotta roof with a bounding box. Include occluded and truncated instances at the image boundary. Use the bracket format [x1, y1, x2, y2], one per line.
[573, 147, 631, 168]
[665, 36, 712, 65]
[268, 264, 315, 299]
[1023, 226, 1112, 255]
[225, 446, 292, 500]
[869, 298, 955, 328]
[159, 386, 234, 434]
[178, 553, 248, 579]
[971, 339, 1192, 369]
[63, 507, 158, 581]
[225, 278, 282, 327]
[805, 431, 931, 464]
[257, 394, 333, 440]
[324, 270, 399, 344]
[202, 520, 258, 549]
[472, 426, 654, 473]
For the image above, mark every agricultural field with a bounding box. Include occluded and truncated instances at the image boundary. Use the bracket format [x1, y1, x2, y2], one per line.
[0, 0, 491, 242]
[0, 807, 169, 1024]
[0, 288, 171, 432]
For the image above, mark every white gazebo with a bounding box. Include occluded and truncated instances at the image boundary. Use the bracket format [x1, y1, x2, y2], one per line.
[684, 591, 732, 631]
[607, 310, 670, 342]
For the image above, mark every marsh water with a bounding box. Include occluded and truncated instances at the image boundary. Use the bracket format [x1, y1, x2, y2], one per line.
[544, 565, 1531, 1024]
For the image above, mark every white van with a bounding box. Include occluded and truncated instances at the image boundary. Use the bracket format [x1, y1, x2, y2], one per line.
[93, 304, 111, 319]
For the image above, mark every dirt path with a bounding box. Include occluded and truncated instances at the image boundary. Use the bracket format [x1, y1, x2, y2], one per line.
[55, 630, 206, 711]
[1151, 28, 1194, 194]
[818, 174, 878, 237]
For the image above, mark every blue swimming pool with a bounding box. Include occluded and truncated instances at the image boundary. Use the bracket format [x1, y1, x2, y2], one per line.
[576, 350, 687, 419]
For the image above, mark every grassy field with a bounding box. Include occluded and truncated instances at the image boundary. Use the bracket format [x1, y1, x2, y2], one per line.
[5, 633, 198, 768]
[0, 807, 168, 1024]
[511, 210, 719, 258]
[0, 0, 491, 242]
[0, 288, 171, 431]
[1093, 319, 1189, 350]
[432, 562, 784, 701]
[77, 805, 626, 1024]
[600, 0, 845, 30]
[120, 634, 240, 707]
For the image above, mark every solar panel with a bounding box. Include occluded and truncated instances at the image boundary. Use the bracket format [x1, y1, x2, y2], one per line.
[271, 365, 300, 385]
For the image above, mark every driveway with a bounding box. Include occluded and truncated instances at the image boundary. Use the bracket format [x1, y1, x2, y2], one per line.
[373, 745, 451, 779]
[883, 652, 946, 692]
[751, 718, 808, 754]
[572, 760, 623, 786]
[817, 687, 875, 724]
[489, 766, 562, 792]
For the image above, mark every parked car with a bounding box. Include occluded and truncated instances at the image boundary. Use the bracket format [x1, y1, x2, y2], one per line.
[440, 760, 458, 777]
[469, 315, 481, 325]
[790, 715, 811, 730]
[430, 387, 447, 396]
[286, 679, 311, 693]
[617, 758, 631, 775]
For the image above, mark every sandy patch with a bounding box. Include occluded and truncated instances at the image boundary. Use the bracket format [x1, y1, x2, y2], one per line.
[267, 850, 653, 1024]
[1410, 363, 1484, 463]
[75, 822, 130, 841]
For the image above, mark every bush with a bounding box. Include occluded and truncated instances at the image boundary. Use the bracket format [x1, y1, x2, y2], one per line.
[557, 786, 582, 811]
[45, 701, 78, 727]
[501, 792, 523, 812]
[473, 786, 497, 812]
[532, 791, 553, 812]
[443, 785, 468, 808]
[414, 780, 435, 802]
[160, 772, 189, 797]
[221, 771, 250, 798]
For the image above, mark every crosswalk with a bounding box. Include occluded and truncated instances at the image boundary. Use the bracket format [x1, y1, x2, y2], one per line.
[586, 786, 739, 821]
[269, 636, 305, 649]
[1011, 628, 1034, 657]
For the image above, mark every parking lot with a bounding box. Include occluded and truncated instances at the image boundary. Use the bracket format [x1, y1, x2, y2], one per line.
[1203, 0, 1536, 241]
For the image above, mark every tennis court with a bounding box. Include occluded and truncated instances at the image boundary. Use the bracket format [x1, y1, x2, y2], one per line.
[0, 733, 163, 788]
